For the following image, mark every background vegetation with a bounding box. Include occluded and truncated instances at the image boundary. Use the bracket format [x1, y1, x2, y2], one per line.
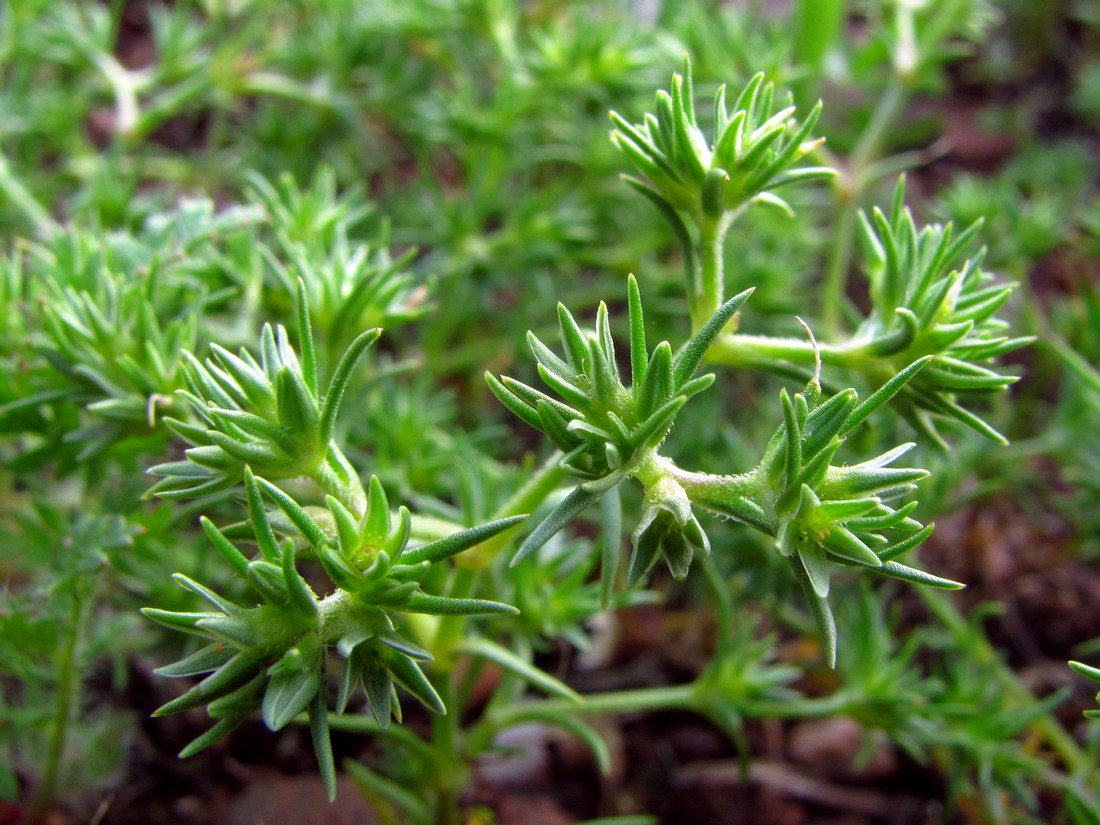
[1, 1, 1098, 823]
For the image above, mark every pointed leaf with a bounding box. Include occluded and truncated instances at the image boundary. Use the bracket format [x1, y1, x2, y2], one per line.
[600, 485, 623, 609]
[255, 477, 329, 548]
[296, 279, 318, 396]
[263, 668, 322, 731]
[401, 593, 518, 616]
[308, 689, 337, 801]
[790, 556, 837, 667]
[627, 275, 648, 394]
[512, 487, 602, 567]
[246, 561, 290, 606]
[178, 717, 246, 759]
[320, 328, 381, 443]
[877, 561, 964, 589]
[636, 341, 673, 419]
[387, 654, 445, 714]
[460, 637, 581, 703]
[155, 644, 236, 678]
[246, 468, 282, 563]
[200, 517, 250, 577]
[282, 540, 319, 617]
[672, 288, 754, 388]
[377, 629, 432, 661]
[486, 372, 542, 431]
[402, 515, 529, 565]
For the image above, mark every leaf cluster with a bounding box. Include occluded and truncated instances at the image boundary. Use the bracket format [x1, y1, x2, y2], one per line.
[611, 60, 835, 225]
[148, 283, 379, 499]
[756, 374, 962, 665]
[853, 179, 1032, 446]
[145, 469, 521, 799]
[489, 276, 749, 495]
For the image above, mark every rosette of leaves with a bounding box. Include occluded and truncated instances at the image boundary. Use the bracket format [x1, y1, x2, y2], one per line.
[36, 270, 197, 456]
[248, 169, 429, 364]
[148, 282, 376, 502]
[610, 59, 835, 224]
[851, 179, 1033, 446]
[684, 360, 962, 666]
[488, 275, 751, 578]
[144, 470, 522, 800]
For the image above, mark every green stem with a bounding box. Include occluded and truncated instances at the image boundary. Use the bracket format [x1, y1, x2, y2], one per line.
[0, 154, 58, 236]
[490, 681, 852, 727]
[821, 79, 910, 334]
[668, 465, 774, 534]
[707, 332, 873, 378]
[821, 197, 859, 334]
[698, 218, 723, 323]
[431, 566, 478, 665]
[29, 577, 95, 822]
[429, 672, 465, 825]
[497, 683, 699, 720]
[700, 556, 734, 643]
[694, 215, 732, 330]
[733, 691, 853, 720]
[851, 81, 911, 178]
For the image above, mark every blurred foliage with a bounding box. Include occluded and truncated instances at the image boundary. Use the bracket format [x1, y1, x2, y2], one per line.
[0, 0, 1097, 823]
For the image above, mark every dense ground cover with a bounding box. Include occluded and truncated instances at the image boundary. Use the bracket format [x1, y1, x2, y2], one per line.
[1, 1, 1099, 823]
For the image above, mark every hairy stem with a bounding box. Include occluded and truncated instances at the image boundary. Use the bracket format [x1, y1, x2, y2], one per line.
[707, 332, 875, 380]
[497, 683, 699, 720]
[693, 212, 738, 330]
[669, 465, 773, 534]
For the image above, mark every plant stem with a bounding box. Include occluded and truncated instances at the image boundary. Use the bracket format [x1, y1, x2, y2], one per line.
[497, 683, 699, 720]
[821, 79, 910, 334]
[734, 691, 853, 720]
[707, 332, 875, 381]
[693, 214, 732, 330]
[690, 206, 743, 330]
[29, 577, 95, 823]
[490, 681, 853, 728]
[700, 556, 734, 642]
[0, 154, 58, 236]
[432, 566, 478, 665]
[430, 673, 465, 825]
[668, 465, 773, 534]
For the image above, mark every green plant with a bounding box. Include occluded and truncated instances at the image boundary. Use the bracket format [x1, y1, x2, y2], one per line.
[2, 3, 1099, 824]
